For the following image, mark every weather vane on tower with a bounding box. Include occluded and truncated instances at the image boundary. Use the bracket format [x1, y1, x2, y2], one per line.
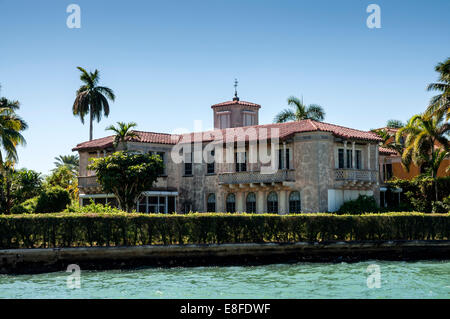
[233, 78, 239, 101]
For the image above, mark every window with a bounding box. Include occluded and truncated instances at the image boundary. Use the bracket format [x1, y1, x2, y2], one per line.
[338, 149, 344, 169]
[226, 193, 236, 212]
[207, 150, 215, 174]
[168, 196, 176, 213]
[346, 149, 353, 168]
[184, 152, 193, 176]
[384, 164, 393, 181]
[235, 152, 247, 172]
[267, 192, 278, 214]
[356, 150, 362, 169]
[246, 193, 256, 213]
[219, 113, 231, 129]
[278, 148, 290, 169]
[207, 193, 216, 212]
[289, 191, 301, 213]
[243, 111, 255, 126]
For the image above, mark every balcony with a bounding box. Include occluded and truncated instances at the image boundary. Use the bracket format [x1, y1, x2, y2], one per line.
[78, 176, 101, 193]
[335, 169, 378, 189]
[218, 169, 295, 186]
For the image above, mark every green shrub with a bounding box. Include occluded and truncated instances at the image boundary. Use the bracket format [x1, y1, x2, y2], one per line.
[432, 201, 450, 213]
[337, 195, 379, 214]
[10, 197, 38, 214]
[35, 186, 71, 213]
[0, 212, 447, 249]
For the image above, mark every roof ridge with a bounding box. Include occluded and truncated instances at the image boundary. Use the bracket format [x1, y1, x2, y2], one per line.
[308, 119, 318, 130]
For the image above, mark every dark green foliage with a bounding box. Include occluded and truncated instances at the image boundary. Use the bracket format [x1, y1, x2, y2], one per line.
[88, 151, 164, 212]
[0, 211, 447, 249]
[387, 176, 450, 212]
[337, 195, 379, 214]
[35, 187, 71, 213]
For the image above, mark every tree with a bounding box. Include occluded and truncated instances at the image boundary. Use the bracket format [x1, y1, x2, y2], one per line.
[274, 96, 325, 123]
[105, 122, 138, 150]
[13, 168, 43, 203]
[45, 165, 78, 200]
[396, 113, 449, 201]
[88, 151, 164, 212]
[54, 154, 79, 173]
[0, 97, 28, 164]
[72, 67, 116, 141]
[386, 119, 405, 129]
[426, 57, 450, 121]
[372, 128, 404, 181]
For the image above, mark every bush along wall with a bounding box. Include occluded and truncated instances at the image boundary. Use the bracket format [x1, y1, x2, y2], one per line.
[0, 212, 448, 249]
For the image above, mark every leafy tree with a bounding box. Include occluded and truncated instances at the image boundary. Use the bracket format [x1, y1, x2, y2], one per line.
[105, 121, 138, 150]
[54, 154, 79, 173]
[13, 168, 43, 203]
[72, 67, 116, 141]
[88, 151, 164, 212]
[35, 186, 71, 213]
[274, 96, 325, 123]
[426, 57, 450, 121]
[386, 119, 405, 129]
[45, 165, 78, 200]
[396, 113, 449, 201]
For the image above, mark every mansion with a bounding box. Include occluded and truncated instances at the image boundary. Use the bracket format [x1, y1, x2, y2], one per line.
[73, 94, 384, 213]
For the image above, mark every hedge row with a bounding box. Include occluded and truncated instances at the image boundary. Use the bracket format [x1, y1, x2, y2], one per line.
[0, 212, 448, 249]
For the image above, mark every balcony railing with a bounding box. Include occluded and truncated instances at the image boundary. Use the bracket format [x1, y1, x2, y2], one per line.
[78, 176, 99, 189]
[335, 169, 377, 182]
[218, 170, 295, 185]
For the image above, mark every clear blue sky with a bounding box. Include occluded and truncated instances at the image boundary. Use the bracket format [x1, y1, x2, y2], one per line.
[1, 0, 449, 174]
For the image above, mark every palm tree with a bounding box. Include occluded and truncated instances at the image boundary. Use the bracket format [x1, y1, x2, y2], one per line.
[0, 97, 28, 165]
[105, 122, 138, 150]
[72, 67, 116, 141]
[274, 96, 325, 123]
[426, 57, 450, 120]
[372, 128, 404, 181]
[54, 154, 79, 173]
[396, 113, 449, 201]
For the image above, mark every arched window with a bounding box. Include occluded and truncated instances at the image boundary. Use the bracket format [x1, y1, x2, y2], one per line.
[226, 193, 236, 212]
[246, 192, 256, 213]
[289, 191, 301, 213]
[207, 193, 216, 212]
[267, 192, 278, 214]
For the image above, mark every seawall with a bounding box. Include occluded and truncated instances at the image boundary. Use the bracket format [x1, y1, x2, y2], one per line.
[1, 240, 449, 274]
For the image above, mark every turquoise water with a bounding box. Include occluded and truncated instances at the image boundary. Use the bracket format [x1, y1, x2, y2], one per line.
[0, 260, 449, 298]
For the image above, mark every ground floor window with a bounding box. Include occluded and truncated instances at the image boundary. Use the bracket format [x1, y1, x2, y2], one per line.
[246, 192, 256, 213]
[289, 191, 301, 213]
[138, 195, 177, 214]
[226, 193, 236, 212]
[267, 192, 278, 214]
[207, 193, 216, 212]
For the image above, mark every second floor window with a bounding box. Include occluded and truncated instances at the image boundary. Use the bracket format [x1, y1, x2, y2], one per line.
[184, 152, 193, 176]
[278, 148, 290, 169]
[338, 148, 362, 169]
[235, 152, 247, 172]
[207, 150, 215, 174]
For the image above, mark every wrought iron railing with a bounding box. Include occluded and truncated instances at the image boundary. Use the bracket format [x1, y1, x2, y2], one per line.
[78, 176, 99, 188]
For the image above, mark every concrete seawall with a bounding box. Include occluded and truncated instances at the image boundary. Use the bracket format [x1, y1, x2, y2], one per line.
[1, 240, 449, 274]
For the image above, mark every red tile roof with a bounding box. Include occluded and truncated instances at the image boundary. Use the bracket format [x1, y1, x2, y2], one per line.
[379, 146, 399, 156]
[73, 120, 382, 151]
[72, 131, 180, 151]
[180, 119, 383, 143]
[211, 100, 261, 108]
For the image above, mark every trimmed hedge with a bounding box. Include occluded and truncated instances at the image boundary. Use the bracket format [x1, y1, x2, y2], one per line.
[0, 212, 448, 249]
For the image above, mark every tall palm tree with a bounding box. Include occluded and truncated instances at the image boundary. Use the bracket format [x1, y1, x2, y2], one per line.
[105, 122, 138, 150]
[0, 97, 28, 165]
[274, 96, 325, 123]
[396, 113, 449, 201]
[426, 57, 450, 120]
[72, 67, 116, 141]
[54, 154, 79, 173]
